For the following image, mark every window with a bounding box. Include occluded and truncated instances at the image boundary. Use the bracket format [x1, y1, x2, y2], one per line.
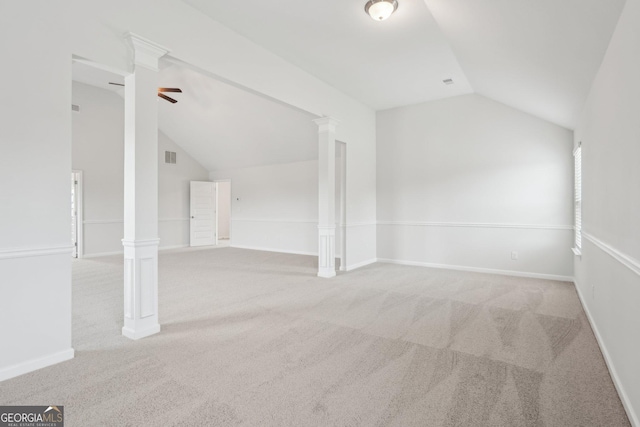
[574, 143, 582, 250]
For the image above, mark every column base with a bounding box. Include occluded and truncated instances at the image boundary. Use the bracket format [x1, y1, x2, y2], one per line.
[318, 225, 336, 279]
[122, 238, 160, 340]
[317, 269, 337, 279]
[122, 324, 161, 340]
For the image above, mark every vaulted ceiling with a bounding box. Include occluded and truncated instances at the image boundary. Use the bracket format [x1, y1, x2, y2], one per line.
[72, 60, 319, 171]
[157, 63, 319, 171]
[73, 0, 628, 173]
[182, 0, 474, 112]
[183, 0, 627, 129]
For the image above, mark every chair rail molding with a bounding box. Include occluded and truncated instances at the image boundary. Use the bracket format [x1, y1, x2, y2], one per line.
[84, 219, 124, 225]
[231, 218, 317, 224]
[377, 221, 573, 230]
[582, 231, 640, 277]
[0, 245, 74, 260]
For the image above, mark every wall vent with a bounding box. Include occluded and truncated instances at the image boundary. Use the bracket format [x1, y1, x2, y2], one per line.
[165, 151, 177, 164]
[443, 78, 454, 85]
[71, 104, 80, 112]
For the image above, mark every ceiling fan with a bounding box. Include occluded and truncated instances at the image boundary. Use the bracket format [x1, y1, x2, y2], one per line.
[108, 82, 182, 103]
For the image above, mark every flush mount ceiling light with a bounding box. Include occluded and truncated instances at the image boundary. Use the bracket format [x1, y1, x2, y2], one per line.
[365, 0, 398, 21]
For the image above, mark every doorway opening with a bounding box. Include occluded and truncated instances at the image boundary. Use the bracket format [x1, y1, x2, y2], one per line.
[189, 180, 232, 247]
[215, 180, 232, 246]
[71, 170, 83, 258]
[336, 142, 346, 271]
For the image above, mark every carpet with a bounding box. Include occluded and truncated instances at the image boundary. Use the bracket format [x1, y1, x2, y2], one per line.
[0, 247, 630, 426]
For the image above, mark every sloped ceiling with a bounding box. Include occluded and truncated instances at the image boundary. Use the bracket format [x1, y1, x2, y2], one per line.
[157, 64, 319, 171]
[423, 0, 627, 129]
[182, 0, 474, 111]
[72, 61, 124, 92]
[73, 0, 628, 174]
[183, 0, 626, 129]
[72, 60, 319, 172]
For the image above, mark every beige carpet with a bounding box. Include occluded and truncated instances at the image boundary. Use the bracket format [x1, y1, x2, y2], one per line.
[0, 248, 630, 426]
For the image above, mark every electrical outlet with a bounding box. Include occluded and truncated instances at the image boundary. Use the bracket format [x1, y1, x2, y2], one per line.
[511, 251, 518, 260]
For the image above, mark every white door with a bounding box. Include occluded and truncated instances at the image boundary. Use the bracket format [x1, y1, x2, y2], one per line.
[190, 181, 216, 246]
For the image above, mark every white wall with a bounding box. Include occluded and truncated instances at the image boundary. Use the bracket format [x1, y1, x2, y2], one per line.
[72, 82, 125, 255]
[0, 2, 74, 381]
[210, 152, 351, 261]
[216, 181, 231, 239]
[1, 0, 375, 379]
[573, 0, 640, 423]
[158, 132, 211, 248]
[66, 0, 377, 268]
[71, 81, 209, 256]
[211, 160, 320, 256]
[377, 94, 574, 279]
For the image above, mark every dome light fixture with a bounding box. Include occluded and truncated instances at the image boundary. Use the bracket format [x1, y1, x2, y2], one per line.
[365, 0, 398, 21]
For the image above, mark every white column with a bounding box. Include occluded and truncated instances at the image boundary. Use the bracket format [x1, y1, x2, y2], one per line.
[314, 117, 339, 278]
[122, 33, 168, 340]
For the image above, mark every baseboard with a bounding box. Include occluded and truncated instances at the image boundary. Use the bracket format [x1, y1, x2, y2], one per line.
[0, 348, 75, 382]
[83, 250, 123, 258]
[83, 245, 190, 258]
[573, 278, 639, 427]
[345, 258, 377, 272]
[159, 244, 189, 251]
[376, 258, 573, 282]
[230, 244, 318, 257]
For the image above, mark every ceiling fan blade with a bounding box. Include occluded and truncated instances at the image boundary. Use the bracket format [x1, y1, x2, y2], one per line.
[109, 82, 125, 86]
[158, 87, 182, 93]
[158, 93, 178, 104]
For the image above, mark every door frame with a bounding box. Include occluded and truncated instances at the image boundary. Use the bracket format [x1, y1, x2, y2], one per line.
[212, 179, 232, 245]
[336, 142, 347, 271]
[72, 170, 84, 258]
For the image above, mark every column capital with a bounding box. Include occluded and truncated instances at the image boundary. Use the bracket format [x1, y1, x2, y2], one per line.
[313, 116, 340, 133]
[125, 32, 170, 71]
